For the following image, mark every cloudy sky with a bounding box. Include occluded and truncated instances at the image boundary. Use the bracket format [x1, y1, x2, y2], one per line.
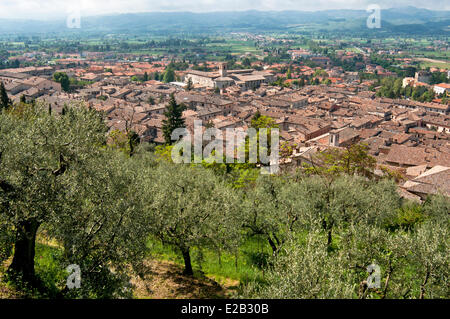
[0, 0, 448, 20]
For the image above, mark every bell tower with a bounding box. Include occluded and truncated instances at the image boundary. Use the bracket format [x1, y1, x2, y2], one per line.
[219, 62, 228, 77]
[329, 130, 340, 147]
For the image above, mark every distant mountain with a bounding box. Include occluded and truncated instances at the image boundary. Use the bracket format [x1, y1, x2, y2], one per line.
[0, 7, 449, 36]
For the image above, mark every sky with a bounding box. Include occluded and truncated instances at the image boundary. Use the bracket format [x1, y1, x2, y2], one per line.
[0, 0, 448, 20]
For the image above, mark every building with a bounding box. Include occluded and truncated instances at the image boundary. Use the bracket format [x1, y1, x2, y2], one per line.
[402, 77, 415, 88]
[403, 166, 450, 200]
[415, 71, 431, 84]
[185, 63, 275, 91]
[433, 83, 450, 95]
[0, 70, 61, 99]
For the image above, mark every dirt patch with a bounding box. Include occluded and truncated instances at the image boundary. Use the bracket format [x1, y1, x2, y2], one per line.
[415, 57, 449, 64]
[131, 259, 239, 299]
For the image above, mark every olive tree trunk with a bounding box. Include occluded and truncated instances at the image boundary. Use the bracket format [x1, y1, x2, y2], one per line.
[7, 219, 40, 284]
[180, 246, 193, 276]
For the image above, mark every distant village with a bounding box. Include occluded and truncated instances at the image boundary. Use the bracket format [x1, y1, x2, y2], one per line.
[1, 47, 449, 202]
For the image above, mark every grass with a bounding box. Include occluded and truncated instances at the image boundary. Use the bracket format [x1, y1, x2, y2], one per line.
[0, 239, 65, 299]
[418, 61, 450, 69]
[33, 242, 66, 296]
[148, 235, 271, 286]
[1, 234, 272, 298]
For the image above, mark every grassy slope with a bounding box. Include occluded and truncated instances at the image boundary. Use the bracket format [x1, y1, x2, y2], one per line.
[1, 234, 272, 299]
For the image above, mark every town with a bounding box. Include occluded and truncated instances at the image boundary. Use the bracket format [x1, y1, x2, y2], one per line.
[1, 33, 448, 201]
[0, 4, 449, 303]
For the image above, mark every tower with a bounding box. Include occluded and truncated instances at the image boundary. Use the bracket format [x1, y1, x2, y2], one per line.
[219, 62, 228, 77]
[329, 130, 340, 147]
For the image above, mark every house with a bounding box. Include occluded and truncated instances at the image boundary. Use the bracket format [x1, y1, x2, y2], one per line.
[422, 102, 449, 115]
[280, 116, 331, 141]
[403, 166, 450, 199]
[433, 83, 450, 95]
[402, 77, 415, 88]
[310, 57, 331, 68]
[385, 145, 427, 167]
[385, 145, 450, 168]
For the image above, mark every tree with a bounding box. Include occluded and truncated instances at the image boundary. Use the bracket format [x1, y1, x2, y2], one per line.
[408, 221, 448, 299]
[47, 150, 151, 298]
[0, 102, 150, 297]
[250, 114, 278, 130]
[242, 176, 299, 255]
[53, 72, 70, 92]
[108, 129, 140, 157]
[0, 102, 103, 286]
[286, 67, 292, 80]
[242, 57, 252, 68]
[242, 231, 355, 298]
[0, 81, 11, 110]
[299, 78, 305, 87]
[242, 177, 449, 299]
[304, 143, 377, 179]
[163, 67, 175, 83]
[186, 77, 193, 91]
[145, 163, 240, 275]
[162, 94, 186, 145]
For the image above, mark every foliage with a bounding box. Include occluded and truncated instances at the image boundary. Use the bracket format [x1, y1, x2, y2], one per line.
[162, 67, 175, 83]
[242, 231, 355, 298]
[0, 101, 448, 299]
[162, 94, 186, 145]
[53, 72, 70, 92]
[376, 77, 436, 102]
[0, 81, 11, 110]
[0, 102, 149, 297]
[143, 162, 241, 275]
[304, 143, 377, 179]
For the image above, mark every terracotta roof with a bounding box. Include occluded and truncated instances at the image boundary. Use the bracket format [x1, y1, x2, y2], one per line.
[385, 145, 427, 166]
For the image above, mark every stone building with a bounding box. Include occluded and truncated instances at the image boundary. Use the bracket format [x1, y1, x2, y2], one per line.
[185, 63, 275, 91]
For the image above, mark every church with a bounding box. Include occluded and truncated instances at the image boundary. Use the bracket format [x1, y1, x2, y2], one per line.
[185, 62, 275, 91]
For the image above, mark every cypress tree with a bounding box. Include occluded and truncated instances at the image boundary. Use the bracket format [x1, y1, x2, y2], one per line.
[0, 82, 11, 110]
[162, 94, 186, 145]
[163, 67, 175, 83]
[186, 77, 193, 91]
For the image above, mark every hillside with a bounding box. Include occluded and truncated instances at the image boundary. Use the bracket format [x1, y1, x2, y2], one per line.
[0, 7, 449, 35]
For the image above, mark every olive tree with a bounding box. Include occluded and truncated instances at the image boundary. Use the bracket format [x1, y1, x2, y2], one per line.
[289, 175, 400, 248]
[0, 103, 150, 297]
[242, 230, 355, 299]
[0, 102, 107, 286]
[410, 221, 449, 299]
[242, 196, 449, 299]
[46, 151, 151, 298]
[241, 176, 296, 255]
[339, 223, 413, 299]
[144, 162, 241, 275]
